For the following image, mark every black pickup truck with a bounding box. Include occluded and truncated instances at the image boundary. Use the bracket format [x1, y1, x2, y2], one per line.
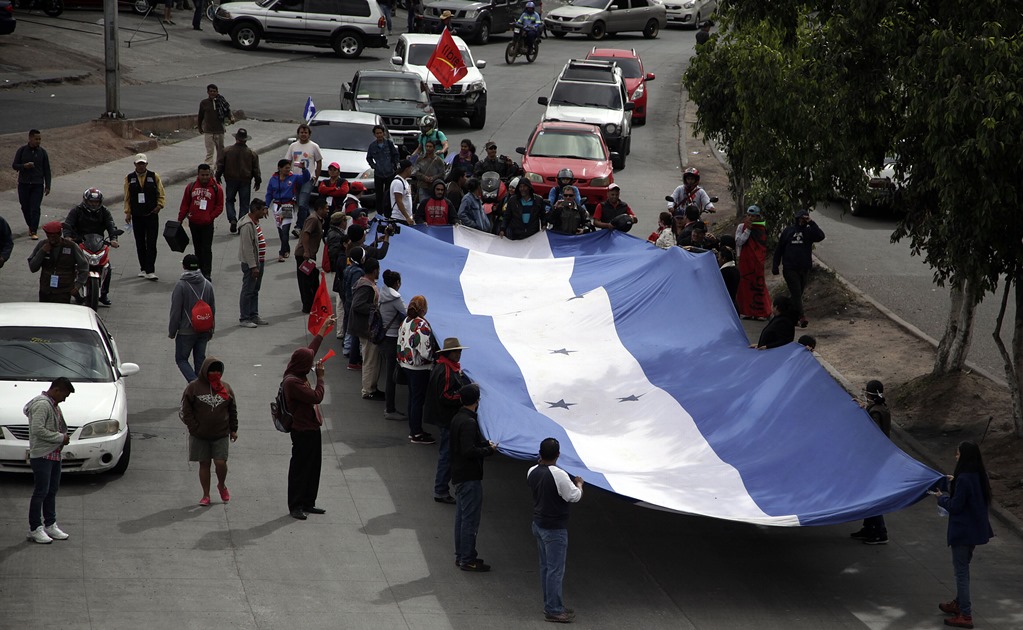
[340, 69, 434, 155]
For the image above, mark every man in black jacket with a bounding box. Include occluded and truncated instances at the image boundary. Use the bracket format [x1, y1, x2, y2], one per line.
[63, 188, 120, 306]
[425, 338, 470, 504]
[450, 384, 497, 572]
[11, 129, 51, 239]
[772, 209, 825, 328]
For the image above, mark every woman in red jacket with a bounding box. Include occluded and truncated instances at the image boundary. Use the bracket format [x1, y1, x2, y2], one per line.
[317, 162, 349, 215]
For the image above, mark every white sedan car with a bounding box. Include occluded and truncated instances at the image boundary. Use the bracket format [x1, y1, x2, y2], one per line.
[0, 304, 138, 474]
[309, 110, 387, 210]
[664, 0, 716, 27]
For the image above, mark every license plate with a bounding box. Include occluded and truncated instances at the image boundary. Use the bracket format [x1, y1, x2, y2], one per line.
[434, 95, 458, 101]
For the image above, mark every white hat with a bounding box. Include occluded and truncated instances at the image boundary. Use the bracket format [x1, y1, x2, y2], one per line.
[133, 153, 148, 164]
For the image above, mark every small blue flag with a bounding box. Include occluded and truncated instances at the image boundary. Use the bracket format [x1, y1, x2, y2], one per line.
[303, 96, 316, 123]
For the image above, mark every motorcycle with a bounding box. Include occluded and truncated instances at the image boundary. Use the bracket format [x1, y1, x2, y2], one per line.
[665, 193, 719, 216]
[505, 25, 539, 65]
[16, 0, 63, 17]
[480, 171, 507, 217]
[77, 231, 121, 312]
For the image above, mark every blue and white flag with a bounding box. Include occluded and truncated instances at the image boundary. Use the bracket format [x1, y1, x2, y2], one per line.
[385, 225, 943, 526]
[303, 96, 316, 123]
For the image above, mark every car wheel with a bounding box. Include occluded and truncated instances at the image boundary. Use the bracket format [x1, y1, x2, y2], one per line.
[469, 106, 487, 129]
[612, 152, 625, 170]
[230, 22, 261, 50]
[132, 0, 151, 15]
[552, 30, 566, 38]
[624, 136, 632, 155]
[849, 198, 871, 216]
[333, 31, 365, 58]
[643, 19, 659, 39]
[477, 20, 491, 45]
[109, 429, 131, 475]
[589, 21, 606, 41]
[634, 114, 646, 126]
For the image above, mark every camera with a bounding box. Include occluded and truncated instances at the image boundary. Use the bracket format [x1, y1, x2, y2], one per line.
[375, 216, 402, 236]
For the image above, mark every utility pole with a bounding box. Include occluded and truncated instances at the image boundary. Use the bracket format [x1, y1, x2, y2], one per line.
[102, 0, 122, 118]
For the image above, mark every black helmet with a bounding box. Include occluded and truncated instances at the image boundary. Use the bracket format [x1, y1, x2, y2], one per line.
[557, 168, 574, 183]
[611, 214, 633, 232]
[82, 187, 103, 211]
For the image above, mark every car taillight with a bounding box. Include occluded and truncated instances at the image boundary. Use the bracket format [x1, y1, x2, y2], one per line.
[378, 16, 386, 28]
[4, 4, 13, 13]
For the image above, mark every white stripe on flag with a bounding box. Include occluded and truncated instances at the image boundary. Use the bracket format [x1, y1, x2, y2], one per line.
[457, 233, 798, 525]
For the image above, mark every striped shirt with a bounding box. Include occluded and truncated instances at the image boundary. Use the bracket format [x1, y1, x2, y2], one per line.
[255, 223, 267, 263]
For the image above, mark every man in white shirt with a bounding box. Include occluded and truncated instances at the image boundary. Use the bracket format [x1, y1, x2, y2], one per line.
[284, 124, 323, 235]
[526, 437, 584, 624]
[389, 159, 415, 225]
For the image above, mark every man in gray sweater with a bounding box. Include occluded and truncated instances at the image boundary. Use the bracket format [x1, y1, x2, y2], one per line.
[26, 377, 75, 544]
[169, 254, 217, 382]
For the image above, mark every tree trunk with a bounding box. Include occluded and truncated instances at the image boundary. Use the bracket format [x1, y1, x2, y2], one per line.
[991, 271, 1023, 438]
[933, 277, 980, 374]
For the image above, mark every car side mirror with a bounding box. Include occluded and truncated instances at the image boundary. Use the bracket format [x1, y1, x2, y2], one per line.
[646, 72, 655, 81]
[391, 55, 402, 65]
[538, 96, 549, 106]
[515, 147, 526, 155]
[477, 59, 487, 69]
[624, 102, 635, 111]
[119, 363, 140, 377]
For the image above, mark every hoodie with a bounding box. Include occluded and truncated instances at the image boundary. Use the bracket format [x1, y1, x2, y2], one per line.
[282, 335, 325, 432]
[169, 270, 216, 337]
[502, 181, 546, 240]
[25, 392, 66, 459]
[378, 285, 406, 338]
[179, 357, 238, 440]
[177, 178, 225, 226]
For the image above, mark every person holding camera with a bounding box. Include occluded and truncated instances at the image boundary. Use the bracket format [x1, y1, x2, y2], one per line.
[548, 186, 589, 235]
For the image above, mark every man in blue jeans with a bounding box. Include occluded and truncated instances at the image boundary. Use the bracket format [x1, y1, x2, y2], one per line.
[527, 437, 584, 623]
[26, 377, 75, 544]
[424, 338, 470, 504]
[449, 384, 496, 572]
[168, 254, 216, 382]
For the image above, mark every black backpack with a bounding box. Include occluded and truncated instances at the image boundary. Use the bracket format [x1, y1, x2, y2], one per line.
[270, 379, 294, 433]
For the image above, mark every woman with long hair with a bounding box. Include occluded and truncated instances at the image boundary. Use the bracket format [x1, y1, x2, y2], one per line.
[934, 441, 994, 629]
[397, 295, 438, 444]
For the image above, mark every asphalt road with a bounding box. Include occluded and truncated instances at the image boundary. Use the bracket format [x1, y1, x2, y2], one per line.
[2, 14, 1022, 629]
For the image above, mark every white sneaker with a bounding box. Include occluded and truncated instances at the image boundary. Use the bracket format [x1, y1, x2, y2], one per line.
[44, 524, 69, 540]
[137, 271, 146, 278]
[239, 320, 258, 328]
[145, 273, 159, 281]
[28, 526, 53, 544]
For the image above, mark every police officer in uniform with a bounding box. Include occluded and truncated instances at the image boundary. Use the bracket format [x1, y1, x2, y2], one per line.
[27, 221, 88, 303]
[124, 154, 165, 281]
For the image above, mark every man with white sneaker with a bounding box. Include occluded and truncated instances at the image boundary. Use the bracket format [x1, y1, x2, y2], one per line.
[25, 377, 75, 544]
[123, 153, 165, 281]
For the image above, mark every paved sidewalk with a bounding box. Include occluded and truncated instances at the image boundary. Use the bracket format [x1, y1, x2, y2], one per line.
[0, 119, 294, 238]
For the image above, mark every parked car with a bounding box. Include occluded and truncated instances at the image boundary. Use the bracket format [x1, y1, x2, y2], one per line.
[586, 47, 654, 125]
[308, 110, 384, 209]
[391, 33, 488, 129]
[340, 69, 433, 155]
[538, 59, 633, 168]
[663, 0, 714, 27]
[516, 121, 617, 206]
[0, 304, 139, 474]
[420, 0, 525, 44]
[213, 0, 388, 58]
[544, 0, 666, 40]
[0, 0, 16, 35]
[849, 156, 905, 216]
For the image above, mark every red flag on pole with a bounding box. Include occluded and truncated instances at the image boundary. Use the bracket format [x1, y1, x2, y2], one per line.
[308, 271, 335, 336]
[426, 27, 468, 88]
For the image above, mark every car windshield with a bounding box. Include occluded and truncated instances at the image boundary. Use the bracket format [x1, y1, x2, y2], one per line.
[257, 0, 275, 6]
[550, 82, 622, 109]
[408, 44, 473, 68]
[356, 77, 427, 103]
[0, 327, 113, 383]
[589, 56, 641, 78]
[529, 131, 606, 161]
[570, 0, 609, 8]
[310, 121, 379, 151]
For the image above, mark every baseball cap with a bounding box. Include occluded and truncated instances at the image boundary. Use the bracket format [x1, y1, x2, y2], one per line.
[328, 162, 341, 171]
[608, 183, 620, 191]
[485, 141, 497, 150]
[349, 181, 366, 194]
[133, 153, 148, 164]
[182, 254, 201, 270]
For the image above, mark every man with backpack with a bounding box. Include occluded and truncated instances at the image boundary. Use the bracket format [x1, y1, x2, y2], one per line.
[169, 254, 216, 382]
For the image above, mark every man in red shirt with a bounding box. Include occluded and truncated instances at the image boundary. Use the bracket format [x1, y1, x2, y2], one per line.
[178, 164, 225, 279]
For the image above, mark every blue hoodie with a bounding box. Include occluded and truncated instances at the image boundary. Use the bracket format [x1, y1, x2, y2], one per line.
[265, 168, 311, 206]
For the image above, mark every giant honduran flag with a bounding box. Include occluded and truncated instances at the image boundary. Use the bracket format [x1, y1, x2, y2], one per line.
[385, 224, 943, 526]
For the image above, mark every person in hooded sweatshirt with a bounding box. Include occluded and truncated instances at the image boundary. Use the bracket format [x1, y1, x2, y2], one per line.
[180, 357, 238, 506]
[284, 314, 336, 520]
[169, 254, 216, 382]
[501, 179, 546, 240]
[378, 269, 407, 420]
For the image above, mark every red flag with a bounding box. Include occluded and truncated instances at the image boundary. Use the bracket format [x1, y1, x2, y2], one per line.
[426, 28, 468, 88]
[308, 271, 335, 336]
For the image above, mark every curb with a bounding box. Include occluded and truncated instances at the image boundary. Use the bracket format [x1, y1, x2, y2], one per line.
[0, 71, 92, 90]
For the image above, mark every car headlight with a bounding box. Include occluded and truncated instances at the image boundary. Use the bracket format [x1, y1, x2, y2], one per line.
[573, 15, 589, 22]
[466, 81, 485, 92]
[463, 9, 477, 18]
[359, 168, 374, 180]
[590, 176, 610, 186]
[79, 419, 120, 440]
[525, 172, 544, 183]
[604, 123, 618, 135]
[683, 0, 695, 7]
[216, 8, 230, 18]
[631, 85, 644, 100]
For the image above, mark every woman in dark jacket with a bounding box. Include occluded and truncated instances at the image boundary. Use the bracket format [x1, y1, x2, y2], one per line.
[283, 315, 336, 520]
[500, 179, 546, 240]
[934, 441, 993, 629]
[753, 295, 798, 349]
[717, 246, 739, 309]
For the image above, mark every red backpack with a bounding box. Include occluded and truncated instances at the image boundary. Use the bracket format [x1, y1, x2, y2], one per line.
[188, 282, 215, 334]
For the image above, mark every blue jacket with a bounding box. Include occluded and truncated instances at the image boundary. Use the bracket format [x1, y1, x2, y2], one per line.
[516, 10, 542, 29]
[367, 140, 400, 177]
[938, 472, 994, 547]
[264, 169, 311, 206]
[458, 192, 490, 232]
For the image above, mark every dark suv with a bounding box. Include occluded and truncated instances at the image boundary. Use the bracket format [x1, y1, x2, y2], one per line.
[340, 70, 434, 155]
[420, 0, 526, 44]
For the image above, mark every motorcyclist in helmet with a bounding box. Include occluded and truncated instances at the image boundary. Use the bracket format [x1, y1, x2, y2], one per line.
[411, 115, 449, 159]
[63, 188, 120, 306]
[668, 167, 715, 215]
[547, 168, 582, 209]
[515, 2, 542, 51]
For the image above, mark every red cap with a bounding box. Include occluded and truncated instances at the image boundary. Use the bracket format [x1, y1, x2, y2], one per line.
[42, 221, 63, 235]
[349, 181, 366, 194]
